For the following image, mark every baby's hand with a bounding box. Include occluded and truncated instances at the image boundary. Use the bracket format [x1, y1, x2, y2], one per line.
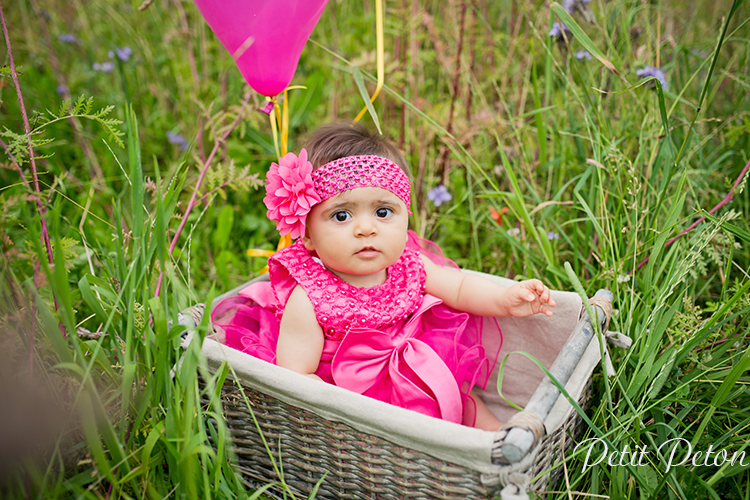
[504, 279, 556, 317]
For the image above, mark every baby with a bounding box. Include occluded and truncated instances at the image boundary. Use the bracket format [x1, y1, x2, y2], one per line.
[213, 123, 555, 431]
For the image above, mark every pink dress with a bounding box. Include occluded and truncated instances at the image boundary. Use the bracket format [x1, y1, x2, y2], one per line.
[211, 231, 501, 424]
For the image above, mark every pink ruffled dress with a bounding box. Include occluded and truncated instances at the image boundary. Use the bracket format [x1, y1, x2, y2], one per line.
[211, 231, 501, 424]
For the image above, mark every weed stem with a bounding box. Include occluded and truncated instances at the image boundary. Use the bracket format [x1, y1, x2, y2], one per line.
[154, 91, 253, 297]
[634, 157, 750, 272]
[0, 0, 54, 267]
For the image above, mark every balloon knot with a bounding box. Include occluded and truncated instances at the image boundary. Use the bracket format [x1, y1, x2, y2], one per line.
[259, 101, 275, 115]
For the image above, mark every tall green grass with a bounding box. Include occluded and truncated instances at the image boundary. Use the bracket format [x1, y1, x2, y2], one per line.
[1, 0, 749, 498]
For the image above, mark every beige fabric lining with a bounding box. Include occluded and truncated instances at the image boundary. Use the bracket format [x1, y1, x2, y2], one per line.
[464, 272, 586, 426]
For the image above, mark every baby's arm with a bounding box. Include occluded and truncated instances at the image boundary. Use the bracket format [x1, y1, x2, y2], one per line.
[420, 255, 556, 318]
[276, 285, 325, 380]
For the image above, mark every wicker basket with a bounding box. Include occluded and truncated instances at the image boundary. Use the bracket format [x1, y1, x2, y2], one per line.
[184, 273, 611, 499]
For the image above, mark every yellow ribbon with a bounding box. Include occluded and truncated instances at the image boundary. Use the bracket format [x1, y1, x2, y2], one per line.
[354, 0, 384, 123]
[248, 233, 292, 274]
[260, 87, 299, 272]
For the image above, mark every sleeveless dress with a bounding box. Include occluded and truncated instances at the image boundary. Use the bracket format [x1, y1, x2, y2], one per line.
[211, 231, 501, 425]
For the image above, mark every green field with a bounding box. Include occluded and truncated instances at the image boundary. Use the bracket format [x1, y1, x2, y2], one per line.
[1, 0, 749, 498]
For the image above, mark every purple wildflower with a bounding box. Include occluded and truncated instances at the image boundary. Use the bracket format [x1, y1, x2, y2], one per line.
[563, 0, 591, 13]
[93, 62, 115, 73]
[58, 33, 78, 43]
[575, 50, 592, 61]
[636, 66, 668, 90]
[549, 22, 570, 38]
[427, 185, 453, 207]
[167, 130, 189, 151]
[689, 49, 709, 60]
[56, 85, 68, 95]
[108, 50, 115, 59]
[116, 47, 132, 62]
[547, 230, 560, 241]
[564, 0, 594, 22]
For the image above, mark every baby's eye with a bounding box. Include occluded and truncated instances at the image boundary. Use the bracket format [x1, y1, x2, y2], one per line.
[333, 211, 351, 222]
[375, 207, 393, 218]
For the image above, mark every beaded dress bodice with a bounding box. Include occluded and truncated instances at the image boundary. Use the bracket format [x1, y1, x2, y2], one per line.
[269, 241, 427, 340]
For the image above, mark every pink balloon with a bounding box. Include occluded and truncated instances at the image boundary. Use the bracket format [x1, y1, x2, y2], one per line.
[193, 0, 328, 97]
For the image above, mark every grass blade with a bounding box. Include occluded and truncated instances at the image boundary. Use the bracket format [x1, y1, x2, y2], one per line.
[550, 2, 627, 83]
[352, 65, 382, 134]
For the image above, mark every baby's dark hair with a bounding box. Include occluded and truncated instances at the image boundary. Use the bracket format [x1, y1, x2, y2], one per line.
[305, 122, 409, 177]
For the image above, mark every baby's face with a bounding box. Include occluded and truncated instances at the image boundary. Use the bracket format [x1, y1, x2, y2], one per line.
[303, 187, 409, 288]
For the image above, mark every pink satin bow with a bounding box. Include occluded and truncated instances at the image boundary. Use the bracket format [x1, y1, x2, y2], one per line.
[332, 316, 464, 424]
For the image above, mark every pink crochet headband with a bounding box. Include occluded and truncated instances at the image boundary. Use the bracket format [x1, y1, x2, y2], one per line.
[263, 149, 411, 239]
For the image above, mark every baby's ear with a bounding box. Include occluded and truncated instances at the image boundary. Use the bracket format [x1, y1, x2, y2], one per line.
[302, 235, 315, 251]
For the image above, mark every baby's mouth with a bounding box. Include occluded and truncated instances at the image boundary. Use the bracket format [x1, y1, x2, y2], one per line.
[356, 246, 379, 255]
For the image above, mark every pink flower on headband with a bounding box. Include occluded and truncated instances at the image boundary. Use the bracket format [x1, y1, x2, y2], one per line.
[263, 149, 321, 239]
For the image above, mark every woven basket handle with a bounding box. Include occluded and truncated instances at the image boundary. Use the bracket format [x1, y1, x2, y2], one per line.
[493, 289, 614, 465]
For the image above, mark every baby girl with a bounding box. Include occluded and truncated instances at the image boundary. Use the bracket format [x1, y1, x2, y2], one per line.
[212, 123, 555, 431]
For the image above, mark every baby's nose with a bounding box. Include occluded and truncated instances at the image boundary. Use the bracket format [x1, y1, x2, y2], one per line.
[354, 216, 377, 236]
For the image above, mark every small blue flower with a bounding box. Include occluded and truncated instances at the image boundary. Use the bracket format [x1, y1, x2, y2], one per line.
[689, 49, 709, 60]
[427, 185, 453, 207]
[167, 130, 189, 151]
[563, 0, 591, 13]
[56, 85, 68, 95]
[93, 62, 115, 73]
[637, 66, 668, 90]
[547, 230, 560, 241]
[549, 22, 570, 38]
[116, 47, 132, 62]
[58, 33, 77, 43]
[574, 50, 592, 61]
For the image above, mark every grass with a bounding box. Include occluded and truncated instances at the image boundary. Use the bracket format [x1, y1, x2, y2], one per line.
[1, 0, 749, 498]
